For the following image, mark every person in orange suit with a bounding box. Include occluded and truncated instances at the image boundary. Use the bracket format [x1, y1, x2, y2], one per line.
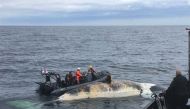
[75, 67, 82, 84]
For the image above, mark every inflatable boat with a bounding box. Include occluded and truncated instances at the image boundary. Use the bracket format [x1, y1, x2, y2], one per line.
[36, 70, 111, 96]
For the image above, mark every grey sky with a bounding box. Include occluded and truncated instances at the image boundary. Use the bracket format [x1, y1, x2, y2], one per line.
[0, 0, 190, 25]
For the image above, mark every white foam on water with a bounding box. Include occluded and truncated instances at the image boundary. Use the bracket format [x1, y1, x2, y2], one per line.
[138, 83, 155, 98]
[58, 80, 156, 101]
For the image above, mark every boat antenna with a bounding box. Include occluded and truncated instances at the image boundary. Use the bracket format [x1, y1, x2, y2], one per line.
[186, 28, 190, 80]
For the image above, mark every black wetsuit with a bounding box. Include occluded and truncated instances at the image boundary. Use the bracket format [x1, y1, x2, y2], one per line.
[165, 74, 189, 109]
[45, 74, 50, 82]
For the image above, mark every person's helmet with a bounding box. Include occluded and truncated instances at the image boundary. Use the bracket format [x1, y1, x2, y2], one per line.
[77, 67, 81, 70]
[89, 65, 93, 68]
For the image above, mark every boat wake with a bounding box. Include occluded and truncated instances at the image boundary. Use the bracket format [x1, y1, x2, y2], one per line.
[58, 80, 158, 101]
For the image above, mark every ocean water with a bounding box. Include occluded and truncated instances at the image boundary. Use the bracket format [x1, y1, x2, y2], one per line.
[0, 26, 189, 109]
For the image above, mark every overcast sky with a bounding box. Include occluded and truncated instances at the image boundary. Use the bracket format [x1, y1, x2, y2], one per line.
[0, 0, 190, 25]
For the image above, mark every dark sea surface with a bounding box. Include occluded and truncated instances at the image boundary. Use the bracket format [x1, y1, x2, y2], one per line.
[0, 26, 189, 109]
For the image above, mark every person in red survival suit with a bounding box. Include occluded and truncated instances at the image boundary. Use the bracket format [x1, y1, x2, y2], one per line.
[75, 67, 82, 84]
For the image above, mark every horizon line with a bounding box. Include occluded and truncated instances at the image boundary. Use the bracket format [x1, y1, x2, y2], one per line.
[0, 24, 189, 27]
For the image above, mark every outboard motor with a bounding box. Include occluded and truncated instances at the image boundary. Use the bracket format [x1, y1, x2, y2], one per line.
[101, 70, 111, 84]
[39, 83, 54, 95]
[106, 75, 112, 84]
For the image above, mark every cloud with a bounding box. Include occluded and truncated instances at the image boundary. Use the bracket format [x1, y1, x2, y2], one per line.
[0, 0, 189, 18]
[0, 0, 190, 25]
[0, 0, 189, 12]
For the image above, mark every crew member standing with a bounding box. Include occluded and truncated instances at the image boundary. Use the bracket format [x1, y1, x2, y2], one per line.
[68, 71, 73, 85]
[88, 65, 97, 80]
[75, 68, 82, 84]
[41, 68, 50, 83]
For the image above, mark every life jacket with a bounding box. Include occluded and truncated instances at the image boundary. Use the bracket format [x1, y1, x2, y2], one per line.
[75, 70, 82, 80]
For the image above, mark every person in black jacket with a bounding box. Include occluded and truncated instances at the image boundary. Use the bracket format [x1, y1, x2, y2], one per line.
[165, 70, 189, 109]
